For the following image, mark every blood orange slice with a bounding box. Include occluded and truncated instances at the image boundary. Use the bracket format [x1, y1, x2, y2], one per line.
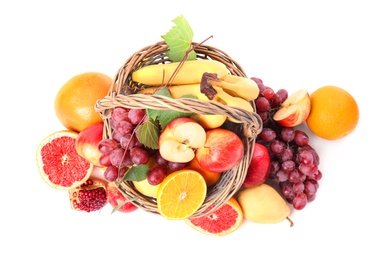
[36, 130, 94, 190]
[185, 197, 243, 236]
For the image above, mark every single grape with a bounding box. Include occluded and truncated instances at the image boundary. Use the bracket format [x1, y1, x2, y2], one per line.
[130, 147, 149, 165]
[280, 127, 295, 143]
[276, 89, 288, 103]
[128, 109, 145, 125]
[111, 107, 130, 123]
[258, 111, 269, 124]
[147, 166, 166, 185]
[304, 179, 318, 195]
[299, 163, 318, 176]
[120, 133, 137, 150]
[270, 140, 285, 155]
[259, 128, 276, 142]
[298, 149, 314, 165]
[280, 148, 294, 162]
[281, 160, 296, 172]
[288, 169, 302, 183]
[255, 97, 271, 112]
[111, 130, 123, 143]
[294, 130, 309, 146]
[293, 182, 304, 193]
[110, 148, 126, 167]
[168, 161, 187, 172]
[270, 93, 283, 108]
[293, 193, 307, 210]
[281, 182, 295, 199]
[311, 170, 322, 181]
[99, 153, 112, 167]
[103, 165, 119, 182]
[276, 170, 289, 182]
[115, 120, 133, 135]
[263, 87, 274, 100]
[155, 151, 169, 167]
[98, 139, 118, 154]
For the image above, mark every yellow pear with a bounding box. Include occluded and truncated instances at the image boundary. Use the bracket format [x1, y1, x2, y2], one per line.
[237, 183, 291, 225]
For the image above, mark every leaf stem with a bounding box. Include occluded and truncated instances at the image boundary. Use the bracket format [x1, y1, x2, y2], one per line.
[165, 35, 214, 88]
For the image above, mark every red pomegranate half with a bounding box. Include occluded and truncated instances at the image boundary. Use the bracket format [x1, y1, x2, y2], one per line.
[69, 178, 107, 212]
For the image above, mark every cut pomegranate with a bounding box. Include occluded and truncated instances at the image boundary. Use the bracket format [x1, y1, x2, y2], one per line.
[69, 178, 107, 212]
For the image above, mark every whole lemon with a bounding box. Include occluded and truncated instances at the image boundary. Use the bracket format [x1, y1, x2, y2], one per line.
[54, 72, 112, 132]
[306, 86, 359, 140]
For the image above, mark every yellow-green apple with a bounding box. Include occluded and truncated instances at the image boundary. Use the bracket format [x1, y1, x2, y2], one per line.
[75, 122, 104, 167]
[195, 128, 244, 172]
[106, 182, 138, 213]
[273, 89, 311, 127]
[158, 117, 206, 163]
[242, 143, 271, 188]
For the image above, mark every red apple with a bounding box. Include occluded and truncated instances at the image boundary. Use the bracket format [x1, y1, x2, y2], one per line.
[75, 122, 104, 167]
[242, 143, 271, 188]
[195, 128, 244, 172]
[106, 182, 138, 213]
[158, 117, 206, 163]
[273, 89, 311, 127]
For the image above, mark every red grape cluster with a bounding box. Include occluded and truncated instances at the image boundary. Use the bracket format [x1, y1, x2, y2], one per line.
[251, 77, 322, 210]
[97, 107, 188, 185]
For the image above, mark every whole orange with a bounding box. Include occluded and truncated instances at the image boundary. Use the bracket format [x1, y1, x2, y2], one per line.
[54, 72, 112, 132]
[306, 85, 359, 140]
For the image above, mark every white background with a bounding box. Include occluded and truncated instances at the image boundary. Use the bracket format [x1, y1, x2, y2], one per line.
[1, 1, 389, 259]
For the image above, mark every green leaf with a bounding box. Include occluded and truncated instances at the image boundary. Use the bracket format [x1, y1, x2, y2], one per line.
[147, 87, 193, 129]
[157, 109, 193, 129]
[137, 118, 160, 150]
[162, 15, 196, 62]
[122, 164, 150, 182]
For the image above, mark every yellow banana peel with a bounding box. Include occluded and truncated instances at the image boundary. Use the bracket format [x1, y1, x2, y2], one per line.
[212, 74, 259, 101]
[212, 86, 254, 123]
[132, 59, 229, 86]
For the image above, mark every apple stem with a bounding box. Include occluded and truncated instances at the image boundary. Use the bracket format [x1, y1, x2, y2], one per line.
[286, 216, 294, 227]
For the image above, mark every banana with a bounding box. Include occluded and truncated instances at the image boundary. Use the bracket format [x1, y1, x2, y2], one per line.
[210, 74, 259, 101]
[132, 59, 229, 86]
[212, 86, 254, 123]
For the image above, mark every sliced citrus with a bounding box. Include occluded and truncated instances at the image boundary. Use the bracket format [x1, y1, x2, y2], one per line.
[36, 130, 94, 190]
[157, 169, 207, 220]
[185, 197, 243, 236]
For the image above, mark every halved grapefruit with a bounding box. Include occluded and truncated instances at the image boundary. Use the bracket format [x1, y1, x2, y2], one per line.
[185, 197, 243, 236]
[36, 130, 94, 190]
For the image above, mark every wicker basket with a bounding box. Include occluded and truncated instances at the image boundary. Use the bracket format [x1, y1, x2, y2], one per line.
[95, 41, 263, 218]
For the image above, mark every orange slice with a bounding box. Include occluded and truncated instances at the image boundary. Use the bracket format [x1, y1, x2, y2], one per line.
[36, 130, 94, 190]
[185, 197, 243, 236]
[156, 169, 207, 220]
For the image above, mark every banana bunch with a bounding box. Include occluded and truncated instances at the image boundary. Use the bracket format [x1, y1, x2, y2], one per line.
[133, 59, 259, 129]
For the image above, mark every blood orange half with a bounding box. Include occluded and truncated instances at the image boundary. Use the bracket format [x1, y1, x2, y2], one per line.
[185, 197, 243, 236]
[36, 130, 94, 190]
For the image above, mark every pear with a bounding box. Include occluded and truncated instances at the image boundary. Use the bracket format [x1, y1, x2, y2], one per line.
[237, 183, 292, 225]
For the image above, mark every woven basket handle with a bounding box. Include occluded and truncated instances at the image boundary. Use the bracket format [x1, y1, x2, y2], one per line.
[95, 93, 262, 139]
